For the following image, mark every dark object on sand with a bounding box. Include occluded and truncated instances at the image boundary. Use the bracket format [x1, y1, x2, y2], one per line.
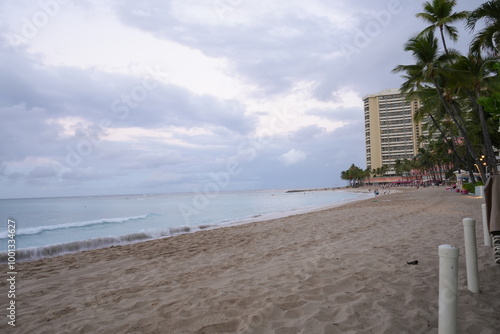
[484, 175, 500, 264]
[407, 260, 419, 265]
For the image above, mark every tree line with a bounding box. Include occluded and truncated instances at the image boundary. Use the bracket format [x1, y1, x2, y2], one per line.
[341, 0, 500, 186]
[394, 0, 500, 183]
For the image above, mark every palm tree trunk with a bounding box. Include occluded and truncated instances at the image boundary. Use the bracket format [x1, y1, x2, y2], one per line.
[466, 153, 477, 184]
[439, 26, 449, 54]
[469, 90, 498, 176]
[431, 79, 487, 181]
[427, 112, 467, 167]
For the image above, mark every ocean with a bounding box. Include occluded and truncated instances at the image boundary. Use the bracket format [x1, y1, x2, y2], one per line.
[0, 189, 371, 262]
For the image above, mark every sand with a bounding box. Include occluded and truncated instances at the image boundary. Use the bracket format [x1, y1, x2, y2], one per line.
[2, 187, 499, 333]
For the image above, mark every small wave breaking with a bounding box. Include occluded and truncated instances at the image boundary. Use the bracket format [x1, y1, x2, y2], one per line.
[0, 224, 200, 263]
[0, 214, 151, 239]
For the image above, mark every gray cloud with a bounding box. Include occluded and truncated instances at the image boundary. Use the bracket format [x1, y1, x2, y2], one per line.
[289, 125, 326, 143]
[0, 0, 486, 198]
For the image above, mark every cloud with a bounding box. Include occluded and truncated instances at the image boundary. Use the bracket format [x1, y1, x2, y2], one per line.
[279, 149, 307, 166]
[0, 0, 487, 198]
[289, 125, 326, 143]
[118, 152, 187, 169]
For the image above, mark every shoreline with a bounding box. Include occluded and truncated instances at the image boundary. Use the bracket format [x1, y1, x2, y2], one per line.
[2, 189, 373, 263]
[2, 187, 499, 333]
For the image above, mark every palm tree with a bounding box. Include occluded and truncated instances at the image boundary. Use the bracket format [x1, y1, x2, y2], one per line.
[373, 166, 388, 177]
[392, 30, 487, 181]
[340, 170, 351, 186]
[412, 86, 466, 170]
[415, 146, 447, 182]
[402, 158, 417, 181]
[478, 62, 500, 119]
[416, 0, 468, 54]
[394, 159, 403, 176]
[380, 164, 389, 176]
[340, 164, 367, 187]
[349, 164, 366, 186]
[450, 53, 499, 174]
[428, 139, 454, 181]
[364, 167, 372, 185]
[466, 0, 500, 55]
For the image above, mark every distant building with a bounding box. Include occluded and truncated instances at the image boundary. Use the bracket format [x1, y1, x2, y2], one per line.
[363, 88, 425, 176]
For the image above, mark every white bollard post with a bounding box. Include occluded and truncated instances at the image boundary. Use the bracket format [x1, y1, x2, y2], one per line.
[481, 204, 492, 247]
[463, 218, 479, 293]
[438, 245, 459, 334]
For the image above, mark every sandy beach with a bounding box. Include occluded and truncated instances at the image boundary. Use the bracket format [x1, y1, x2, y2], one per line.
[2, 187, 499, 333]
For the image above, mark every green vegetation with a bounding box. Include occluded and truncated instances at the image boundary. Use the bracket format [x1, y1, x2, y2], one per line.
[340, 164, 369, 187]
[462, 181, 484, 193]
[393, 0, 500, 182]
[341, 1, 500, 184]
[462, 182, 475, 193]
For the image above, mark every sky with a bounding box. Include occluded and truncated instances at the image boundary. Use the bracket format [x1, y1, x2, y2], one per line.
[0, 0, 486, 199]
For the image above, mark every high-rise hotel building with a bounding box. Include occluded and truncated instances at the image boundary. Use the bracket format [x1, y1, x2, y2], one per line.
[363, 88, 424, 176]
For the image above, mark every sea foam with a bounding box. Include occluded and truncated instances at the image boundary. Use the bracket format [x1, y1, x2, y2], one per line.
[0, 214, 151, 239]
[0, 224, 197, 262]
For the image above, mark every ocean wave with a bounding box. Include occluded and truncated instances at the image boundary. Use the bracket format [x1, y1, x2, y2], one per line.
[0, 224, 199, 262]
[0, 214, 152, 239]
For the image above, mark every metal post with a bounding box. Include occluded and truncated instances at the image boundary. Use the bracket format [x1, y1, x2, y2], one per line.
[481, 204, 492, 247]
[463, 218, 479, 293]
[438, 245, 459, 334]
